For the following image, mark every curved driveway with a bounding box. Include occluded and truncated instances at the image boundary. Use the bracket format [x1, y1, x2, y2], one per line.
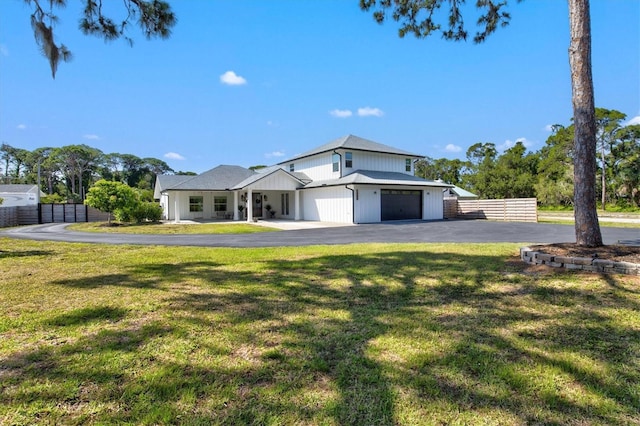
[3, 220, 638, 247]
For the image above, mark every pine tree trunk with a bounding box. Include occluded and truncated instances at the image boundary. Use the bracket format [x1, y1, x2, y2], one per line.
[568, 0, 603, 247]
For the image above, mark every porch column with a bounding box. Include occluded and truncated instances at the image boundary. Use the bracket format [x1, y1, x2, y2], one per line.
[233, 191, 239, 220]
[246, 189, 253, 222]
[294, 190, 300, 220]
[174, 192, 181, 223]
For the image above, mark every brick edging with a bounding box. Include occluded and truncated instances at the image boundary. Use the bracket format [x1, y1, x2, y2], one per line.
[520, 247, 640, 275]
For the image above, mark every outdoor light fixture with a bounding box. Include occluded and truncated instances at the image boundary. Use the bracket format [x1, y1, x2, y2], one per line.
[264, 195, 268, 201]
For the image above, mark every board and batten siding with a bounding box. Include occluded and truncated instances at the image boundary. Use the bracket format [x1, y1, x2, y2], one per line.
[160, 193, 171, 220]
[351, 185, 445, 223]
[300, 186, 353, 223]
[291, 150, 416, 182]
[289, 155, 333, 181]
[353, 186, 380, 223]
[423, 187, 444, 220]
[247, 171, 301, 191]
[172, 191, 231, 220]
[340, 151, 413, 175]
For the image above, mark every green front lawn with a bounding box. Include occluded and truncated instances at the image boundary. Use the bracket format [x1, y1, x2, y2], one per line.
[1, 239, 638, 425]
[537, 219, 640, 228]
[68, 221, 278, 234]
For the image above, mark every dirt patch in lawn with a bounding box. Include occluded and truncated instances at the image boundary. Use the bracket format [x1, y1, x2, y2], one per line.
[530, 243, 640, 264]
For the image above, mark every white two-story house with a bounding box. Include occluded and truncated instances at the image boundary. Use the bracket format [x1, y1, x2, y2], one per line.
[154, 135, 451, 224]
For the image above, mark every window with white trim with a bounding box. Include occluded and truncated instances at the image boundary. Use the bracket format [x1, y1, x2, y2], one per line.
[345, 152, 353, 168]
[189, 196, 203, 212]
[281, 193, 290, 215]
[405, 158, 412, 172]
[214, 196, 227, 212]
[332, 153, 340, 172]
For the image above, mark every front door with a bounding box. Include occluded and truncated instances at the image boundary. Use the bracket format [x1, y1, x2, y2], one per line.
[252, 193, 263, 218]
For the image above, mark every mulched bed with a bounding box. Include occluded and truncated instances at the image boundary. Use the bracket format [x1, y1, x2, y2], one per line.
[530, 243, 640, 264]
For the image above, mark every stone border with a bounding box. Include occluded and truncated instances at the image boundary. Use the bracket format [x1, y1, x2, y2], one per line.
[520, 247, 640, 275]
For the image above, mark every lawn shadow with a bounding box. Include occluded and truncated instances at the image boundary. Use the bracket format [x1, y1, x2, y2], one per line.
[0, 249, 52, 259]
[45, 306, 128, 327]
[4, 247, 639, 424]
[49, 261, 228, 290]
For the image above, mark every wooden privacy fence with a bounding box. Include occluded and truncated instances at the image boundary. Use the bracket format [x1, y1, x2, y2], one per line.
[0, 206, 39, 227]
[0, 204, 110, 227]
[444, 198, 538, 222]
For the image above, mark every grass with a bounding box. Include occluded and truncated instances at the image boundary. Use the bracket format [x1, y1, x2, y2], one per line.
[67, 221, 278, 234]
[537, 218, 640, 228]
[1, 238, 639, 425]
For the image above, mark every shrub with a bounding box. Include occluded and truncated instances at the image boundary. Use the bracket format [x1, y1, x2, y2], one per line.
[131, 202, 162, 223]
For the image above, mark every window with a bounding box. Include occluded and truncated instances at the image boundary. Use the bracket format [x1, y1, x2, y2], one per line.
[345, 152, 353, 168]
[189, 196, 203, 212]
[332, 153, 340, 172]
[289, 163, 295, 172]
[405, 158, 412, 172]
[214, 196, 227, 212]
[281, 193, 290, 215]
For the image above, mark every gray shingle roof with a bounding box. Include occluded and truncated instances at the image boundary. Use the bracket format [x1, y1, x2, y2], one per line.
[167, 165, 256, 191]
[303, 170, 453, 189]
[0, 184, 40, 193]
[231, 165, 307, 190]
[279, 134, 424, 164]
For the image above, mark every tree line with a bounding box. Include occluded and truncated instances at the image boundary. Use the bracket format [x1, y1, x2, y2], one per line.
[0, 143, 185, 203]
[416, 108, 639, 210]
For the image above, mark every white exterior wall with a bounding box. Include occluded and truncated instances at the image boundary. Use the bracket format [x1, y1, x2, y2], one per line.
[353, 186, 380, 223]
[167, 191, 234, 220]
[0, 191, 39, 207]
[352, 185, 445, 223]
[290, 155, 335, 181]
[249, 171, 302, 191]
[300, 186, 353, 223]
[292, 150, 415, 181]
[341, 151, 413, 175]
[160, 193, 170, 219]
[423, 187, 445, 220]
[262, 191, 296, 219]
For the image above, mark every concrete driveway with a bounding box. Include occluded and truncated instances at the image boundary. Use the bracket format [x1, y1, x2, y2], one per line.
[3, 220, 638, 248]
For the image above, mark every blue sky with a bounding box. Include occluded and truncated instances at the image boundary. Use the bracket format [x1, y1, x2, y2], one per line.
[1, 0, 638, 174]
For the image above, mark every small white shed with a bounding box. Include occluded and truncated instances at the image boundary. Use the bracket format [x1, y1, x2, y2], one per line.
[0, 184, 45, 207]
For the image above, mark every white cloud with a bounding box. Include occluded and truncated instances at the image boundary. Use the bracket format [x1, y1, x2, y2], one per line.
[164, 152, 185, 160]
[83, 134, 100, 140]
[329, 109, 353, 118]
[500, 137, 533, 151]
[626, 115, 640, 126]
[265, 151, 285, 158]
[444, 144, 462, 153]
[220, 70, 247, 86]
[0, 44, 8, 56]
[17, 124, 26, 130]
[357, 107, 384, 117]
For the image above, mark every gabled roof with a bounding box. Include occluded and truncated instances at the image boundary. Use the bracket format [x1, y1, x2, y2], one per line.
[0, 184, 41, 194]
[231, 165, 308, 190]
[163, 165, 256, 191]
[449, 185, 478, 199]
[303, 170, 453, 189]
[153, 175, 192, 199]
[279, 134, 424, 164]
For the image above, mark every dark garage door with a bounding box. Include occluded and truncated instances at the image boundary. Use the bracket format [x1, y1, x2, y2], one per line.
[381, 190, 422, 221]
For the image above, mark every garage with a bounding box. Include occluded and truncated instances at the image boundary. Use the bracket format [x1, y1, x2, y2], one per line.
[380, 189, 422, 221]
